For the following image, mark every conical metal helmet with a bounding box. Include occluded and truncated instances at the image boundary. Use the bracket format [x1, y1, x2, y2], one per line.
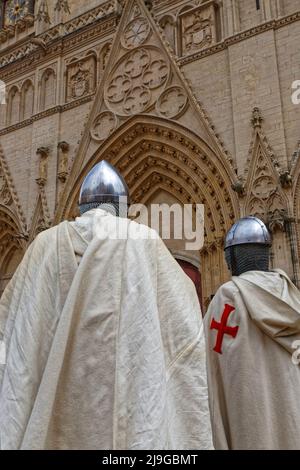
[79, 160, 130, 206]
[224, 216, 271, 250]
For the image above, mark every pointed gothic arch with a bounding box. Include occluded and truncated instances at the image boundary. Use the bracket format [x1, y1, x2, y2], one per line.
[58, 115, 239, 305]
[292, 155, 300, 285]
[39, 68, 56, 111]
[6, 85, 20, 126]
[0, 205, 25, 295]
[241, 116, 297, 282]
[20, 79, 34, 121]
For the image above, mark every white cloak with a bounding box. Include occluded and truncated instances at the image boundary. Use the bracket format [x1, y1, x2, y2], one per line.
[205, 269, 300, 450]
[0, 209, 213, 450]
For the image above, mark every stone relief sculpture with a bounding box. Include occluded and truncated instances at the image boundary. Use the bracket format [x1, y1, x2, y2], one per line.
[179, 2, 218, 55]
[66, 54, 96, 102]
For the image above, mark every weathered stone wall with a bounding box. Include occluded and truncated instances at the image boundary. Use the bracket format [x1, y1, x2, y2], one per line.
[0, 0, 299, 306]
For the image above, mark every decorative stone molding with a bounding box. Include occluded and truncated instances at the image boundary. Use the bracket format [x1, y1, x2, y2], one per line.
[0, 172, 12, 206]
[0, 94, 94, 136]
[231, 177, 245, 197]
[36, 0, 51, 24]
[0, 143, 27, 233]
[144, 0, 153, 11]
[57, 141, 70, 183]
[122, 16, 151, 48]
[36, 147, 49, 187]
[178, 11, 300, 66]
[290, 140, 300, 175]
[29, 190, 52, 242]
[0, 2, 120, 74]
[104, 47, 169, 116]
[0, 11, 34, 45]
[64, 1, 118, 36]
[279, 170, 293, 189]
[54, 0, 71, 14]
[59, 117, 238, 242]
[156, 86, 188, 119]
[179, 1, 218, 56]
[244, 115, 288, 227]
[91, 111, 118, 142]
[267, 208, 287, 233]
[66, 53, 97, 102]
[0, 209, 26, 285]
[251, 107, 263, 129]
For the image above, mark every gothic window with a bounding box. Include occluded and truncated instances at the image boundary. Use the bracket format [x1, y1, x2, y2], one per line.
[20, 79, 34, 120]
[6, 85, 20, 125]
[39, 68, 56, 111]
[0, 0, 35, 29]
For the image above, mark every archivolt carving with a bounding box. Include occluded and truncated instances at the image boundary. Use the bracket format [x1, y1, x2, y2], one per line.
[57, 117, 239, 306]
[61, 118, 238, 244]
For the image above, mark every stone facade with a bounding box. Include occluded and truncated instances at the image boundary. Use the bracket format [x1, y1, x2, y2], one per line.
[0, 0, 299, 310]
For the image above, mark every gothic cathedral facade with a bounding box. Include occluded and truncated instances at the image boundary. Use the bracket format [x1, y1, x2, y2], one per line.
[0, 0, 299, 309]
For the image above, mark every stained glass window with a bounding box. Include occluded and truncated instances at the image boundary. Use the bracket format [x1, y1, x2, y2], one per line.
[1, 0, 34, 28]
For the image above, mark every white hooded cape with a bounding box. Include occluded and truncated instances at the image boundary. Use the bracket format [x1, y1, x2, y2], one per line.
[205, 269, 300, 450]
[0, 209, 212, 450]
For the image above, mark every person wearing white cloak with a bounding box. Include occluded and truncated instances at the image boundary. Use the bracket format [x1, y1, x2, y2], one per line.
[0, 160, 213, 450]
[204, 216, 300, 450]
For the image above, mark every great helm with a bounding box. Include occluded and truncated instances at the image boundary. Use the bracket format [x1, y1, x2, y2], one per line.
[79, 160, 130, 206]
[224, 216, 271, 249]
[224, 216, 272, 276]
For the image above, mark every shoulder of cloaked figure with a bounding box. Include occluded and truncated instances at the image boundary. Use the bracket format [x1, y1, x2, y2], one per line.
[207, 279, 239, 312]
[128, 218, 160, 241]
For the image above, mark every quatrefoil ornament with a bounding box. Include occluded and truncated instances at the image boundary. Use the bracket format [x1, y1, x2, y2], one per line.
[105, 47, 170, 117]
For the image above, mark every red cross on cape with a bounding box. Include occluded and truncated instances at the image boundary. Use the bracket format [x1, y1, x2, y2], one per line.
[210, 304, 239, 354]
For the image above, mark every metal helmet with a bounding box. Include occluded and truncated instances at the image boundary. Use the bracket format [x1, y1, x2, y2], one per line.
[224, 217, 272, 276]
[78, 160, 130, 216]
[225, 216, 272, 249]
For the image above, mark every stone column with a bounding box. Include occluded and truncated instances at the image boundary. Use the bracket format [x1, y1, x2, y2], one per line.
[262, 0, 272, 21]
[224, 0, 240, 37]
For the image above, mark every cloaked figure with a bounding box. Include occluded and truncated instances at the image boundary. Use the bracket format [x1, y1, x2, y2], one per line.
[205, 216, 300, 450]
[0, 160, 212, 450]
